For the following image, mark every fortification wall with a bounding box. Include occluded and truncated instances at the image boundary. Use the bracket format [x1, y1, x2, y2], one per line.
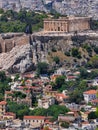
[0, 33, 30, 53]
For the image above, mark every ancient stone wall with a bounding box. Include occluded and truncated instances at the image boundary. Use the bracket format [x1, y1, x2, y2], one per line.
[68, 18, 90, 32]
[0, 33, 30, 53]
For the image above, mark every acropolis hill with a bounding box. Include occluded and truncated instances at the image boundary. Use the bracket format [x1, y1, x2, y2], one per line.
[0, 16, 98, 73]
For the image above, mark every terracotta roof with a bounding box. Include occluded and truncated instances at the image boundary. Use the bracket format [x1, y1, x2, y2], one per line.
[82, 121, 89, 125]
[83, 90, 97, 95]
[0, 101, 7, 105]
[50, 74, 61, 80]
[56, 93, 69, 99]
[24, 116, 46, 120]
[91, 99, 98, 103]
[4, 112, 16, 116]
[67, 76, 77, 79]
[45, 119, 53, 124]
[25, 90, 31, 93]
[5, 91, 13, 94]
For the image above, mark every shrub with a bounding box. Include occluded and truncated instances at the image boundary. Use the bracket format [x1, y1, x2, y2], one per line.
[94, 46, 98, 54]
[52, 47, 57, 52]
[71, 48, 81, 58]
[64, 51, 70, 56]
[53, 56, 60, 64]
[61, 122, 69, 128]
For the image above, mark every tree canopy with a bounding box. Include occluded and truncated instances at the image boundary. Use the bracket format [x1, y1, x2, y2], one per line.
[37, 62, 49, 75]
[0, 9, 48, 33]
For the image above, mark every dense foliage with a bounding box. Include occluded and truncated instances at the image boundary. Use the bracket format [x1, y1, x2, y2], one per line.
[29, 105, 69, 120]
[90, 20, 98, 30]
[0, 71, 11, 101]
[7, 102, 29, 119]
[37, 62, 49, 75]
[0, 9, 48, 33]
[61, 122, 69, 128]
[7, 102, 69, 120]
[88, 111, 98, 120]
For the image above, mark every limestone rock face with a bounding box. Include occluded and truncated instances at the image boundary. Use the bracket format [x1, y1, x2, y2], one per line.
[0, 44, 33, 73]
[52, 0, 98, 19]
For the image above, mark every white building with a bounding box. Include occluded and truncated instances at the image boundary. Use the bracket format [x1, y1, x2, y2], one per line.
[83, 90, 97, 103]
[92, 79, 98, 86]
[24, 116, 51, 128]
[38, 96, 55, 109]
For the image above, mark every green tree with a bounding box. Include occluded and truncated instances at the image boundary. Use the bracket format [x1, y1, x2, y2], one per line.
[8, 102, 29, 119]
[69, 89, 83, 104]
[88, 111, 98, 120]
[0, 8, 4, 14]
[79, 67, 88, 79]
[12, 91, 26, 99]
[55, 76, 65, 89]
[0, 93, 4, 101]
[53, 56, 60, 64]
[89, 55, 98, 68]
[71, 48, 81, 58]
[14, 74, 20, 81]
[0, 71, 6, 82]
[0, 14, 8, 22]
[29, 105, 69, 120]
[61, 122, 69, 128]
[37, 62, 49, 75]
[94, 46, 98, 54]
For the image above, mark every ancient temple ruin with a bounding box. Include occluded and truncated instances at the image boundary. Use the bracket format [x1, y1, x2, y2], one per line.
[44, 16, 90, 32]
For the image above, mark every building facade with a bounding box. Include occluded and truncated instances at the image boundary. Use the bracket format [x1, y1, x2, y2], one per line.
[38, 97, 55, 109]
[24, 116, 51, 128]
[83, 90, 97, 103]
[44, 16, 90, 32]
[0, 101, 7, 115]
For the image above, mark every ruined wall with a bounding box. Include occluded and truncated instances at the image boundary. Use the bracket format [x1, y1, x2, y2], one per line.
[68, 19, 90, 32]
[0, 33, 30, 53]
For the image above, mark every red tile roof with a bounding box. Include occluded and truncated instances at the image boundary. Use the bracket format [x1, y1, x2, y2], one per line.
[56, 93, 69, 99]
[67, 76, 77, 79]
[82, 121, 89, 125]
[91, 99, 98, 103]
[24, 116, 46, 120]
[4, 112, 16, 116]
[84, 90, 97, 95]
[45, 119, 53, 124]
[0, 101, 7, 105]
[5, 91, 13, 94]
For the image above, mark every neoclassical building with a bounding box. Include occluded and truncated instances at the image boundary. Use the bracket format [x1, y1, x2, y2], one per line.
[44, 16, 90, 32]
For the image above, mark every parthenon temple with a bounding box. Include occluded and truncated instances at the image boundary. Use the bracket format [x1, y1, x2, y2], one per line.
[44, 16, 90, 32]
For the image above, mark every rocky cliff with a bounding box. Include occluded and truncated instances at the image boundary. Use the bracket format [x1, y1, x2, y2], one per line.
[32, 31, 98, 67]
[0, 31, 98, 73]
[52, 0, 98, 19]
[0, 44, 33, 73]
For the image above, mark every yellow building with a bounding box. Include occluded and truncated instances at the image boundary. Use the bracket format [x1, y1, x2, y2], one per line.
[0, 101, 7, 115]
